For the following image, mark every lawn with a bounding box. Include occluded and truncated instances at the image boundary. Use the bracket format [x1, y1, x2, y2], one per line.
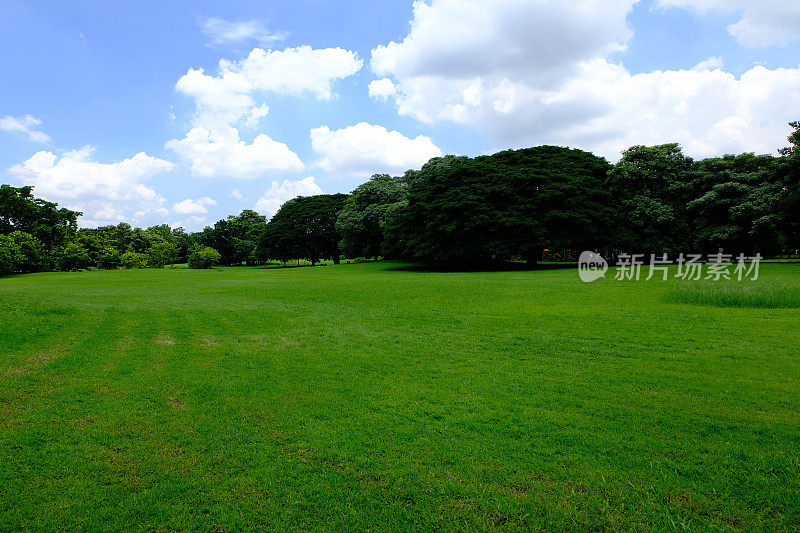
[0, 262, 798, 530]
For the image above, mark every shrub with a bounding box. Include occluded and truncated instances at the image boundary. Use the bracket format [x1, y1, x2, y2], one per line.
[188, 247, 222, 269]
[97, 248, 121, 269]
[8, 231, 46, 272]
[146, 241, 178, 268]
[59, 242, 91, 271]
[120, 251, 147, 269]
[0, 235, 20, 275]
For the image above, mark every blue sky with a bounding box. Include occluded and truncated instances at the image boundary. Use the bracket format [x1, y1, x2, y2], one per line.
[1, 0, 799, 230]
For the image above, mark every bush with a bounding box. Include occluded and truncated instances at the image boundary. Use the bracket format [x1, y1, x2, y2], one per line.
[146, 241, 178, 268]
[120, 251, 147, 269]
[97, 248, 121, 269]
[8, 231, 46, 272]
[188, 247, 222, 269]
[59, 242, 91, 271]
[0, 235, 20, 275]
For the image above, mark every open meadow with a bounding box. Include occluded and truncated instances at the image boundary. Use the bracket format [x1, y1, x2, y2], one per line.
[1, 262, 799, 530]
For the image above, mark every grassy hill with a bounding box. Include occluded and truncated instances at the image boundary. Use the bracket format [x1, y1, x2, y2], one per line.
[1, 262, 798, 530]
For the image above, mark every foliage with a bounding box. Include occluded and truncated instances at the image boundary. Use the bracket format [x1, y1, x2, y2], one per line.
[188, 247, 222, 269]
[7, 230, 46, 272]
[396, 147, 612, 264]
[59, 242, 91, 271]
[259, 194, 348, 265]
[146, 241, 178, 268]
[336, 174, 406, 258]
[120, 251, 147, 269]
[0, 234, 20, 275]
[96, 248, 121, 270]
[0, 185, 80, 250]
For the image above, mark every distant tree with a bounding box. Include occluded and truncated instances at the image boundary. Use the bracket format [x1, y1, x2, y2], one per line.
[776, 121, 800, 252]
[336, 174, 405, 258]
[97, 247, 121, 269]
[0, 234, 20, 275]
[120, 251, 147, 269]
[146, 241, 178, 268]
[686, 153, 783, 255]
[397, 147, 611, 265]
[188, 247, 222, 269]
[606, 143, 694, 255]
[259, 194, 348, 265]
[7, 231, 46, 272]
[0, 185, 80, 250]
[59, 242, 91, 271]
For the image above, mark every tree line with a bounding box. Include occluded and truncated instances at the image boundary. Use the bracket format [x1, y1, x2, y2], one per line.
[1, 123, 798, 274]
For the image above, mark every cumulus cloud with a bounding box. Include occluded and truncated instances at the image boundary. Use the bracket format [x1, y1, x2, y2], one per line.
[173, 196, 217, 216]
[311, 122, 442, 177]
[370, 0, 800, 160]
[8, 146, 173, 227]
[167, 45, 362, 178]
[657, 0, 800, 47]
[165, 125, 303, 179]
[201, 17, 288, 47]
[0, 114, 51, 143]
[368, 78, 396, 101]
[254, 176, 323, 218]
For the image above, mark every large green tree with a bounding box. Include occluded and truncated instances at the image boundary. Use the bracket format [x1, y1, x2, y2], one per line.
[393, 147, 611, 265]
[336, 174, 406, 259]
[259, 194, 348, 265]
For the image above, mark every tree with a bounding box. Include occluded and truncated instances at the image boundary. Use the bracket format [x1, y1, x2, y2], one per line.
[336, 174, 405, 258]
[97, 247, 121, 269]
[0, 235, 20, 275]
[59, 242, 91, 271]
[7, 231, 46, 272]
[188, 247, 222, 269]
[146, 241, 178, 268]
[0, 185, 80, 250]
[396, 147, 611, 265]
[120, 251, 147, 269]
[606, 144, 694, 255]
[258, 194, 348, 265]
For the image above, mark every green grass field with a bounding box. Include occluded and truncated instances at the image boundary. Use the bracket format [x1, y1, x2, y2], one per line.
[1, 262, 799, 530]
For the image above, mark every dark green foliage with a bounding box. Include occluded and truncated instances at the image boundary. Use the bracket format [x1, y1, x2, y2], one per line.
[146, 241, 178, 268]
[606, 143, 694, 254]
[336, 174, 405, 258]
[0, 235, 19, 275]
[120, 251, 147, 269]
[96, 248, 121, 270]
[188, 247, 222, 269]
[7, 231, 46, 273]
[396, 147, 612, 265]
[259, 194, 348, 265]
[197, 210, 266, 265]
[0, 185, 80, 250]
[59, 242, 91, 271]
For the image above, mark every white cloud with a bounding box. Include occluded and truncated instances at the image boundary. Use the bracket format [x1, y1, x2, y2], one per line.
[201, 17, 288, 47]
[230, 189, 245, 200]
[0, 114, 51, 143]
[173, 196, 217, 216]
[657, 0, 800, 47]
[254, 177, 323, 218]
[368, 78, 396, 101]
[692, 56, 723, 71]
[165, 125, 303, 179]
[310, 122, 442, 177]
[168, 45, 362, 179]
[8, 146, 173, 227]
[370, 0, 800, 160]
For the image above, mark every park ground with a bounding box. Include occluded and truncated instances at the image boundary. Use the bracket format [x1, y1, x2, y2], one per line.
[0, 262, 798, 530]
